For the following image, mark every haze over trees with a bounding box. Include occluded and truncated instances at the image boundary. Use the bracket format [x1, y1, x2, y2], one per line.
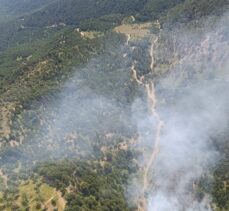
[0, 0, 228, 210]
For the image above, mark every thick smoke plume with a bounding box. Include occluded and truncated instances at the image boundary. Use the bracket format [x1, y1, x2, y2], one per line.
[130, 13, 229, 211]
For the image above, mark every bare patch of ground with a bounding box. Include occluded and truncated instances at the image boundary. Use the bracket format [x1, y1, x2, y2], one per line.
[114, 22, 153, 40]
[0, 103, 16, 139]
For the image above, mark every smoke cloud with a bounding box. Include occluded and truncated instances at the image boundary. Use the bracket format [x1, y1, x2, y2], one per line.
[130, 12, 229, 211]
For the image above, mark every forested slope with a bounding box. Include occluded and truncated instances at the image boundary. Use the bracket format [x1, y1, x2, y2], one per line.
[0, 0, 228, 211]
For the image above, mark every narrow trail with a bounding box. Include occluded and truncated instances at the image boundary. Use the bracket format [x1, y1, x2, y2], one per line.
[131, 61, 144, 85]
[43, 190, 66, 211]
[57, 190, 66, 210]
[126, 34, 131, 46]
[128, 32, 163, 211]
[150, 37, 159, 72]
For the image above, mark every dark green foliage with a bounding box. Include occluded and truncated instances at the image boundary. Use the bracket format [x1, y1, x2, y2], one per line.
[199, 157, 229, 210]
[143, 0, 185, 18]
[51, 199, 56, 206]
[80, 14, 124, 31]
[36, 151, 137, 211]
[21, 193, 29, 207]
[198, 134, 229, 210]
[0, 27, 108, 103]
[22, 0, 144, 28]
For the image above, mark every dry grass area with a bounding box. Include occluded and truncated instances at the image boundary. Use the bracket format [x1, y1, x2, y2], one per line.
[114, 22, 153, 39]
[0, 180, 66, 211]
[0, 103, 16, 139]
[20, 180, 66, 211]
[82, 31, 104, 39]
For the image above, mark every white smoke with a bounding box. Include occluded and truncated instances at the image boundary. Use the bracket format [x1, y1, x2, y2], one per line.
[1, 8, 228, 211]
[148, 82, 228, 211]
[131, 12, 229, 211]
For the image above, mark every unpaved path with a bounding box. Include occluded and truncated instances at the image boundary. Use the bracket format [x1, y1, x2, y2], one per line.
[43, 189, 66, 211]
[139, 36, 164, 211]
[128, 31, 163, 210]
[150, 37, 159, 72]
[136, 78, 163, 211]
[126, 34, 131, 46]
[131, 61, 144, 85]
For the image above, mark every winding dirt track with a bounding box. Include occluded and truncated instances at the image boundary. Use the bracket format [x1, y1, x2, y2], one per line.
[126, 34, 131, 46]
[129, 33, 163, 211]
[150, 37, 159, 72]
[131, 61, 144, 85]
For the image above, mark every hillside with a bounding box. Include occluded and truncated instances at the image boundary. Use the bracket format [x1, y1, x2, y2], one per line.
[0, 0, 228, 211]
